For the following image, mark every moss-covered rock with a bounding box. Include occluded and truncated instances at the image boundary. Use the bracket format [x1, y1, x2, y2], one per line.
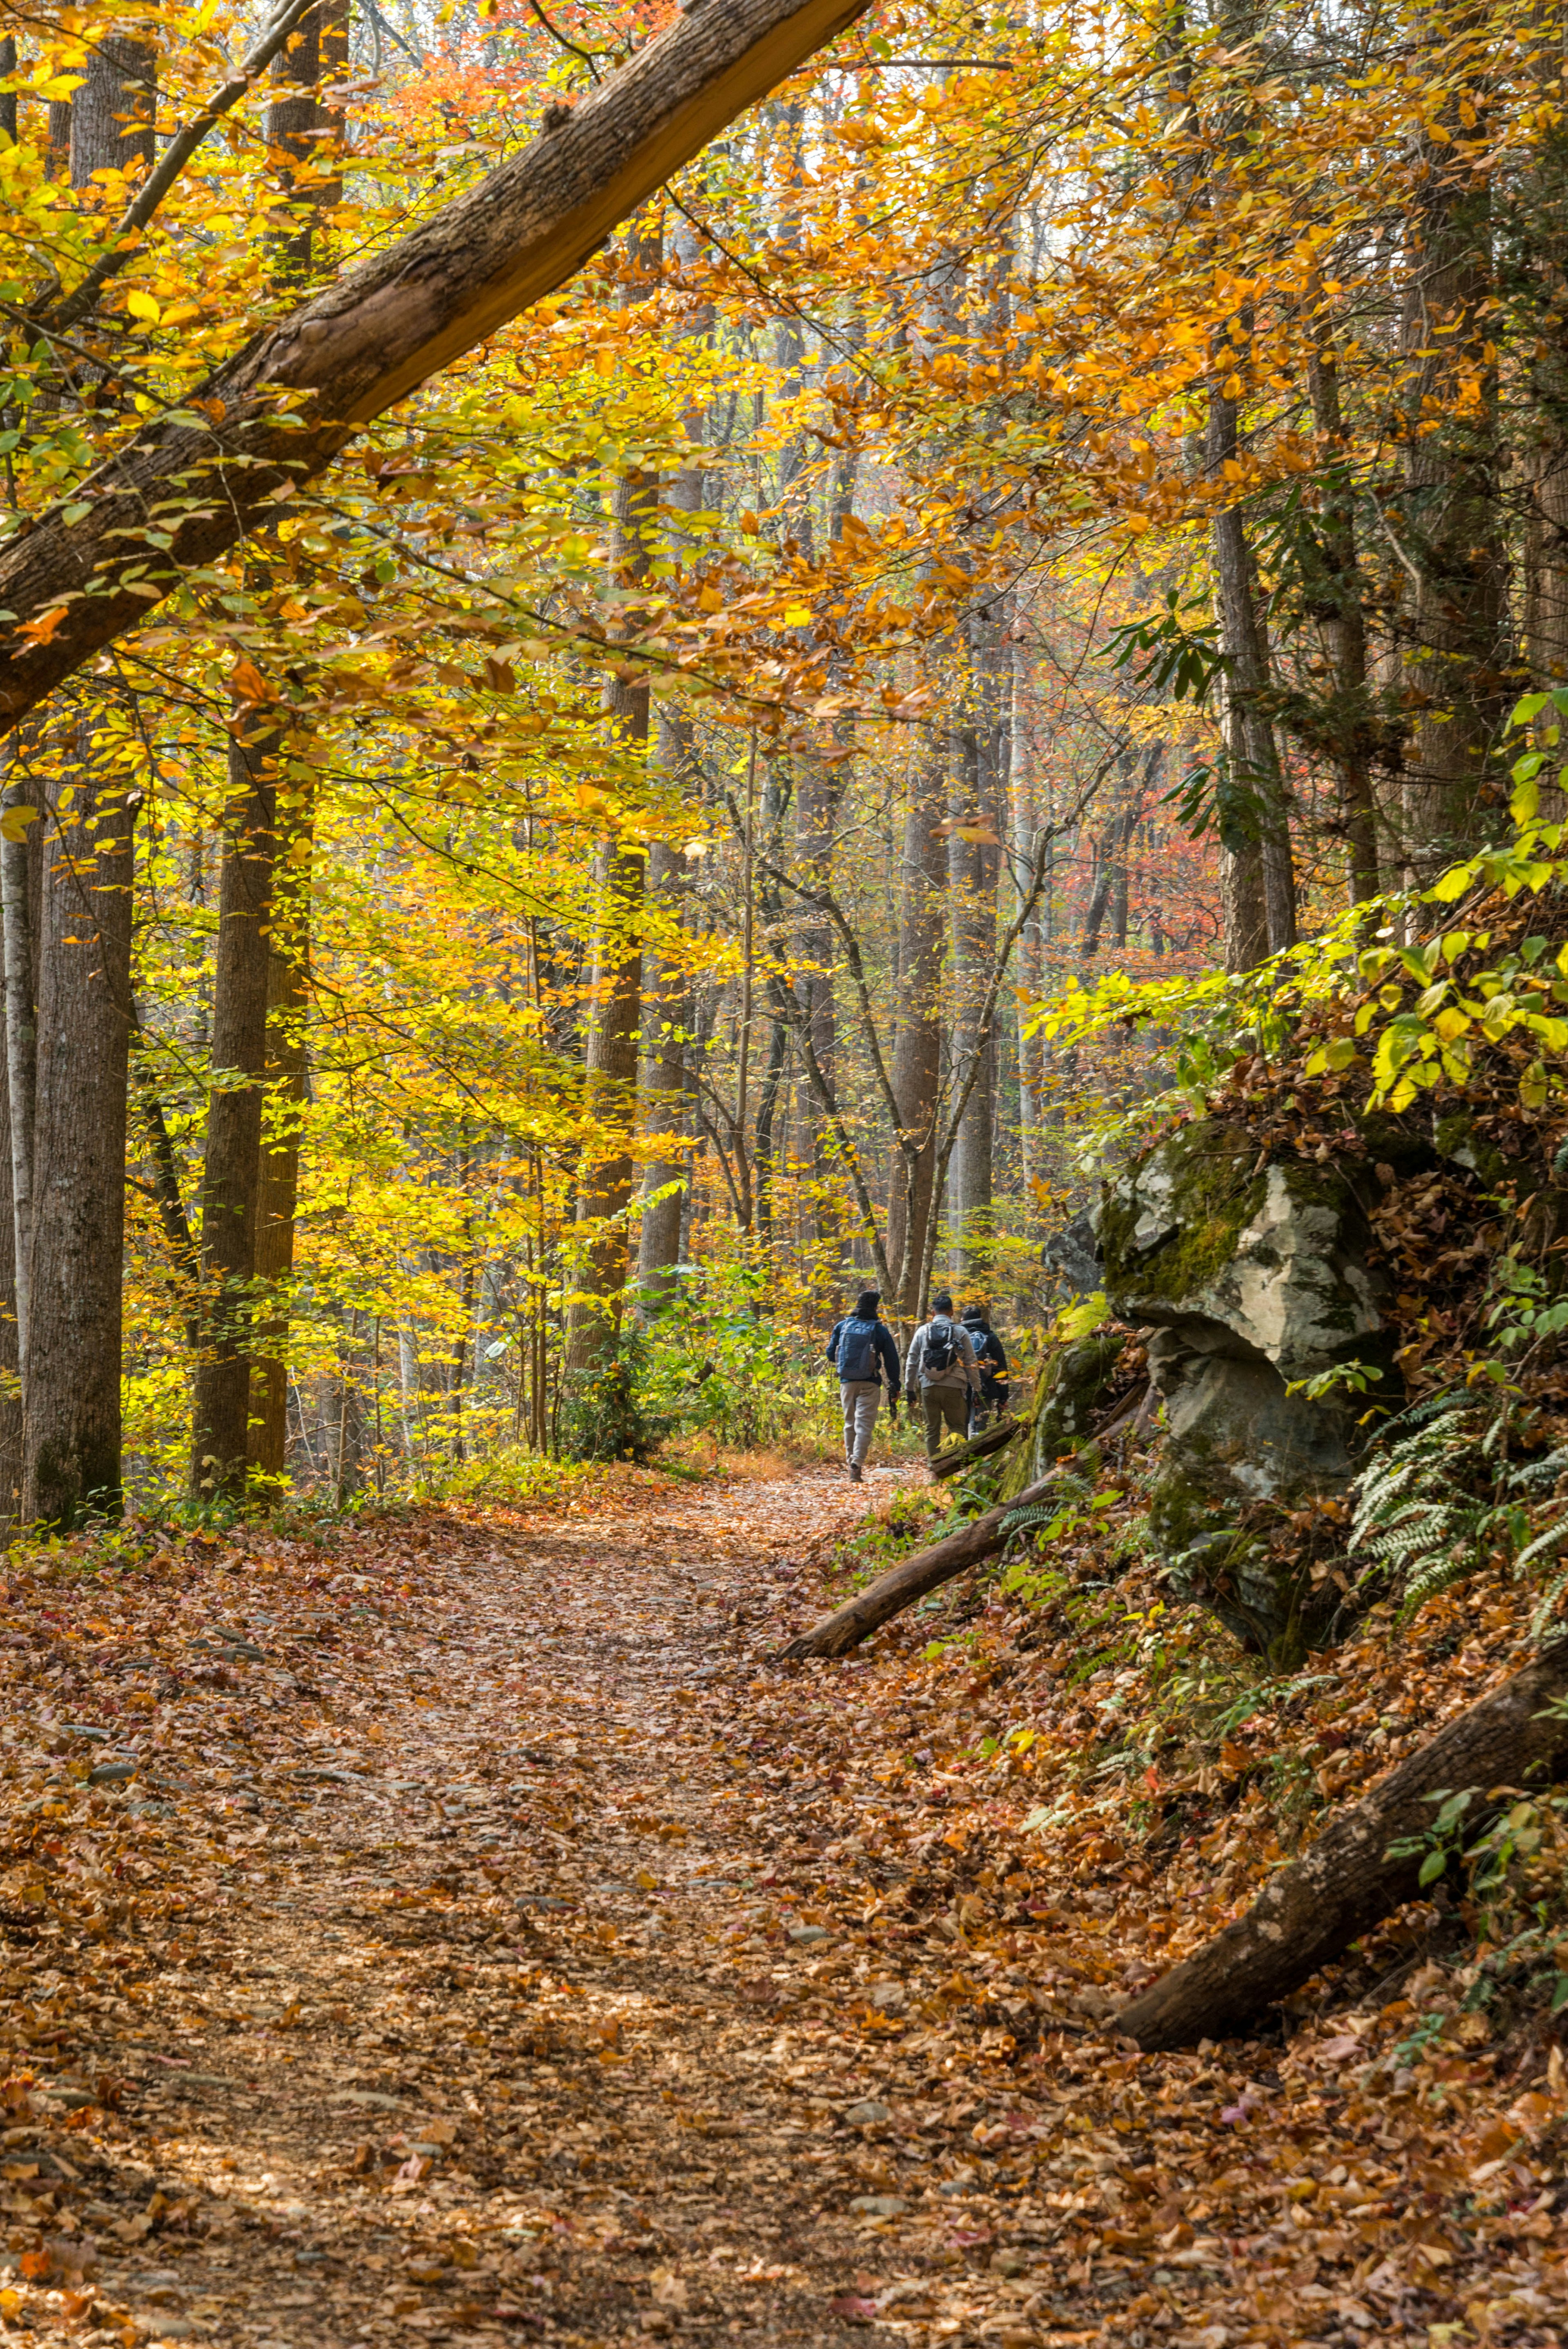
[997, 1330, 1129, 1507]
[1100, 1117, 1398, 1663]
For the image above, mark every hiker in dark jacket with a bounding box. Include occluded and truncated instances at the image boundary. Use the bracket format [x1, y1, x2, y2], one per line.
[825, 1288, 901, 1484]
[962, 1303, 1011, 1436]
[904, 1290, 981, 1470]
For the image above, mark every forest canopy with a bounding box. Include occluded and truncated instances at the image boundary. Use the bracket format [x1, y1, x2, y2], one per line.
[0, 0, 1563, 1521]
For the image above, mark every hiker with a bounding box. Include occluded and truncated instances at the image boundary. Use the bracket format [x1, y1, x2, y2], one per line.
[962, 1302, 1011, 1436]
[825, 1287, 902, 1484]
[904, 1290, 982, 1470]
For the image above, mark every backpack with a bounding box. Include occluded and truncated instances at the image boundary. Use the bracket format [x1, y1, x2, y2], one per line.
[923, 1316, 956, 1375]
[833, 1316, 881, 1384]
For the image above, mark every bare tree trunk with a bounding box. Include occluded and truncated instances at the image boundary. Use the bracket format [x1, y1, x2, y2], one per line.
[949, 610, 1002, 1276]
[1120, 1635, 1568, 2049]
[247, 774, 311, 1487]
[635, 831, 690, 1307]
[1400, 70, 1510, 876]
[568, 219, 661, 1373]
[1307, 326, 1382, 899]
[191, 724, 278, 1502]
[886, 724, 947, 1318]
[26, 726, 136, 1525]
[69, 34, 154, 188]
[19, 47, 154, 1529]
[241, 12, 341, 1491]
[0, 769, 37, 1396]
[1209, 371, 1296, 960]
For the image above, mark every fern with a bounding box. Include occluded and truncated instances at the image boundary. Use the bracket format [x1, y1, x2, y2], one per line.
[1348, 1389, 1568, 1625]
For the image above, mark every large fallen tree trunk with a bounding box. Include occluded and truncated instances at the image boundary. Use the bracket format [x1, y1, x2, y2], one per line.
[780, 1473, 1053, 1660]
[0, 0, 867, 726]
[1118, 1632, 1568, 2051]
[931, 1415, 1022, 1481]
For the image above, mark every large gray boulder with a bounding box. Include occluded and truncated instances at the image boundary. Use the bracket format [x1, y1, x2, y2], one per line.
[1099, 1120, 1396, 1663]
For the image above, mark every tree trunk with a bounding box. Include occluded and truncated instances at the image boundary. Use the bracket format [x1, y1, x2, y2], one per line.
[1119, 1634, 1568, 2050]
[0, 0, 871, 730]
[236, 14, 341, 1491]
[191, 725, 278, 1502]
[780, 1471, 1055, 1659]
[69, 34, 154, 187]
[1400, 79, 1510, 877]
[1209, 373, 1296, 959]
[247, 774, 311, 1487]
[886, 723, 947, 1319]
[635, 831, 690, 1308]
[949, 609, 1002, 1278]
[26, 729, 136, 1525]
[567, 259, 659, 1372]
[19, 49, 153, 1530]
[1307, 326, 1381, 900]
[0, 770, 37, 1394]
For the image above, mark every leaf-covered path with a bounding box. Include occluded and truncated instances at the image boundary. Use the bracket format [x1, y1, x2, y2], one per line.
[5, 1467, 1568, 2349]
[0, 1466, 949, 2349]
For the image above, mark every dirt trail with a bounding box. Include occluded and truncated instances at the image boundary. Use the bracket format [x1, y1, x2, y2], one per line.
[23, 1467, 929, 2349]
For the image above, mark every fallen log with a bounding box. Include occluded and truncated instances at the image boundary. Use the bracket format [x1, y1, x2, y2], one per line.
[779, 1472, 1054, 1659]
[931, 1416, 1022, 1482]
[1118, 1632, 1568, 2050]
[0, 0, 867, 727]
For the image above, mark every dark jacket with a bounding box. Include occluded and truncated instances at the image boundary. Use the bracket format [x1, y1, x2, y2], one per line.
[826, 1315, 901, 1391]
[963, 1316, 1011, 1401]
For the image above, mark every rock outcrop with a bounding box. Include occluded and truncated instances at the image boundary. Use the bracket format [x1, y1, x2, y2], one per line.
[1098, 1119, 1399, 1663]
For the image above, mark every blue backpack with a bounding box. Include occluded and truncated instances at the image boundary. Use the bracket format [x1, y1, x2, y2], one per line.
[831, 1316, 881, 1383]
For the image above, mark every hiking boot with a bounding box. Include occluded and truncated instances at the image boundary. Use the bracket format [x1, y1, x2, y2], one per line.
[848, 1462, 864, 1483]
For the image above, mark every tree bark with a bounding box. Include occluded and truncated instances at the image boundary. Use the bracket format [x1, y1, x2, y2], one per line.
[949, 607, 1002, 1276]
[18, 54, 153, 1530]
[0, 772, 37, 1391]
[69, 35, 155, 188]
[1306, 326, 1381, 900]
[191, 725, 278, 1501]
[567, 241, 660, 1373]
[1399, 69, 1510, 877]
[886, 722, 947, 1319]
[1209, 372, 1296, 960]
[247, 773, 311, 1485]
[0, 0, 870, 731]
[779, 1471, 1055, 1659]
[26, 731, 136, 1525]
[1118, 1634, 1568, 2051]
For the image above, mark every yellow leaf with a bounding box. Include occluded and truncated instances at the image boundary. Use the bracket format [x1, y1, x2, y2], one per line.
[0, 805, 37, 844]
[635, 1868, 657, 1890]
[0, 2288, 20, 2314]
[782, 605, 813, 626]
[125, 289, 160, 323]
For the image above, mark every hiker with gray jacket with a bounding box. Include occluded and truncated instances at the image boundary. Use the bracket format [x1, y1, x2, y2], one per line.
[904, 1290, 981, 1470]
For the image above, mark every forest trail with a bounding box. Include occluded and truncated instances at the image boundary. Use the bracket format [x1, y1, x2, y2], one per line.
[11, 1466, 1564, 2349]
[8, 1465, 985, 2349]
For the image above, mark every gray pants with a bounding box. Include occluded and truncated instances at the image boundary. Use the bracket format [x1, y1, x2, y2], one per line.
[920, 1383, 968, 1462]
[840, 1380, 882, 1467]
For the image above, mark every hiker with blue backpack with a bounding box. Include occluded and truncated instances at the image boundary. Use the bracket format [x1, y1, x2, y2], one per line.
[825, 1288, 902, 1484]
[904, 1290, 982, 1471]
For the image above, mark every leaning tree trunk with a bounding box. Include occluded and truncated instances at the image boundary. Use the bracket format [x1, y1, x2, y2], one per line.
[780, 1472, 1054, 1659]
[0, 0, 870, 732]
[1118, 1633, 1568, 2050]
